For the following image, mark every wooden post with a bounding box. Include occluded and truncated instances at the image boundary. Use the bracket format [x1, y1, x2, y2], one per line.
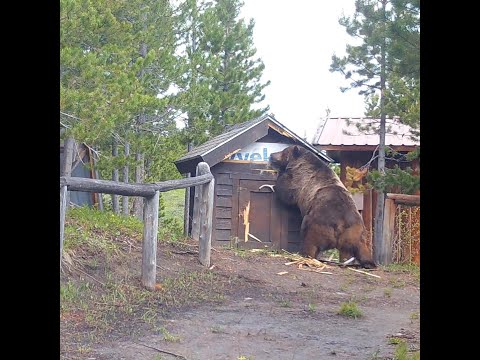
[112, 139, 120, 214]
[133, 152, 144, 220]
[61, 137, 75, 206]
[123, 142, 130, 215]
[60, 185, 68, 267]
[142, 190, 159, 290]
[197, 162, 214, 267]
[381, 197, 396, 265]
[191, 165, 203, 241]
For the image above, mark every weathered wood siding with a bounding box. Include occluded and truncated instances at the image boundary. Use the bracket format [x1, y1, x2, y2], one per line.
[211, 162, 236, 246]
[210, 161, 303, 252]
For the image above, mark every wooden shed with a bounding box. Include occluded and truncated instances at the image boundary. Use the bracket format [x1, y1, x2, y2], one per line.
[60, 134, 99, 207]
[174, 114, 333, 252]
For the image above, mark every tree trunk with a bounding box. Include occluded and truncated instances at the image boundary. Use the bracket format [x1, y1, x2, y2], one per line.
[61, 137, 75, 207]
[183, 142, 193, 236]
[112, 139, 120, 214]
[122, 142, 130, 215]
[133, 152, 144, 219]
[92, 148, 103, 211]
[373, 0, 387, 264]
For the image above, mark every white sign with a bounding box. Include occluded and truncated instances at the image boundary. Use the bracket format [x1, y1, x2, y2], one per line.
[225, 142, 291, 162]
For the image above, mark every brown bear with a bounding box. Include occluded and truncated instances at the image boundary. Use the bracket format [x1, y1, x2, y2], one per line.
[270, 145, 376, 269]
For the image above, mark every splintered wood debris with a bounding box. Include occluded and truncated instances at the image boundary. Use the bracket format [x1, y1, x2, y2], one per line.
[284, 255, 333, 275]
[243, 201, 250, 242]
[348, 267, 381, 278]
[248, 233, 263, 242]
[282, 252, 380, 278]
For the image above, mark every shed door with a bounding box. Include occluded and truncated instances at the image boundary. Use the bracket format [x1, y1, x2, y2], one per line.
[237, 179, 283, 250]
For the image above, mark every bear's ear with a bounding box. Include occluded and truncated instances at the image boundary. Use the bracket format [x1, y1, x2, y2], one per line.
[292, 145, 301, 158]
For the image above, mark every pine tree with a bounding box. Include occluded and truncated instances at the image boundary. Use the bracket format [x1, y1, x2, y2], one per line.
[61, 0, 182, 184]
[173, 0, 214, 146]
[200, 0, 270, 136]
[330, 0, 420, 264]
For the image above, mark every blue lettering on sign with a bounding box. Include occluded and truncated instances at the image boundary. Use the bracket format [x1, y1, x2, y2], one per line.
[229, 148, 270, 161]
[249, 153, 262, 161]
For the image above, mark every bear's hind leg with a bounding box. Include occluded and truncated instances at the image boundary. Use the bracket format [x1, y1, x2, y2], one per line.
[301, 217, 335, 259]
[339, 247, 355, 263]
[354, 243, 376, 269]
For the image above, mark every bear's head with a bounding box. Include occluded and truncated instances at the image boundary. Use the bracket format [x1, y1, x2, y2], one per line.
[270, 145, 304, 170]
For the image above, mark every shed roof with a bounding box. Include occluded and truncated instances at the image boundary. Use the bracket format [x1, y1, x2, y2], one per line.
[174, 114, 333, 174]
[312, 117, 419, 148]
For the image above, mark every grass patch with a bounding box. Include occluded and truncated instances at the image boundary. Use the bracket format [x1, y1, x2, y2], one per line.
[389, 278, 407, 289]
[388, 337, 404, 345]
[384, 288, 393, 298]
[383, 263, 420, 281]
[337, 301, 363, 319]
[392, 339, 420, 360]
[64, 206, 143, 254]
[410, 311, 419, 321]
[307, 303, 317, 313]
[210, 325, 226, 334]
[159, 327, 181, 342]
[279, 299, 292, 308]
[61, 206, 238, 345]
[322, 249, 339, 261]
[161, 188, 185, 221]
[159, 190, 185, 242]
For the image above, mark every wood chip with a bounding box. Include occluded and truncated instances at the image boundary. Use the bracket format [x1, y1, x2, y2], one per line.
[343, 257, 355, 265]
[248, 233, 263, 242]
[277, 271, 288, 275]
[348, 267, 381, 278]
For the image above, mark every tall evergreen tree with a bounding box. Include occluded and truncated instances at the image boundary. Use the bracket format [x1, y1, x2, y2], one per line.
[200, 0, 270, 137]
[330, 0, 420, 264]
[61, 0, 182, 182]
[173, 0, 214, 146]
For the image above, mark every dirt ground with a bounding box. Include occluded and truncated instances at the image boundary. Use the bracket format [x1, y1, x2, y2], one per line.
[60, 240, 420, 360]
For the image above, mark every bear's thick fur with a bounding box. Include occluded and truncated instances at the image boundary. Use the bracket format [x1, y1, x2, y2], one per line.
[270, 145, 376, 269]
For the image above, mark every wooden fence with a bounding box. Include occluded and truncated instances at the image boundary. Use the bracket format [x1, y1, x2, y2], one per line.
[379, 193, 420, 265]
[60, 162, 215, 291]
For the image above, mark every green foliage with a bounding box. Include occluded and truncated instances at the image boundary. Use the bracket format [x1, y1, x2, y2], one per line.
[366, 165, 419, 194]
[61, 0, 182, 183]
[175, 0, 270, 145]
[158, 189, 185, 242]
[63, 206, 143, 252]
[393, 339, 420, 360]
[405, 147, 420, 161]
[61, 0, 270, 183]
[337, 301, 363, 319]
[329, 163, 341, 176]
[331, 0, 420, 131]
[162, 189, 186, 220]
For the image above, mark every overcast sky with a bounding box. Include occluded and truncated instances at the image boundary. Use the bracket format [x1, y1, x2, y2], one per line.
[241, 0, 366, 139]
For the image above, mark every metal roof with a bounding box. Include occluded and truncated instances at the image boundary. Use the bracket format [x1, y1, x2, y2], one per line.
[174, 114, 333, 174]
[312, 117, 419, 147]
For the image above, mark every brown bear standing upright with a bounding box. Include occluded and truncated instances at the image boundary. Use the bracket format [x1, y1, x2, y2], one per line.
[270, 145, 376, 269]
